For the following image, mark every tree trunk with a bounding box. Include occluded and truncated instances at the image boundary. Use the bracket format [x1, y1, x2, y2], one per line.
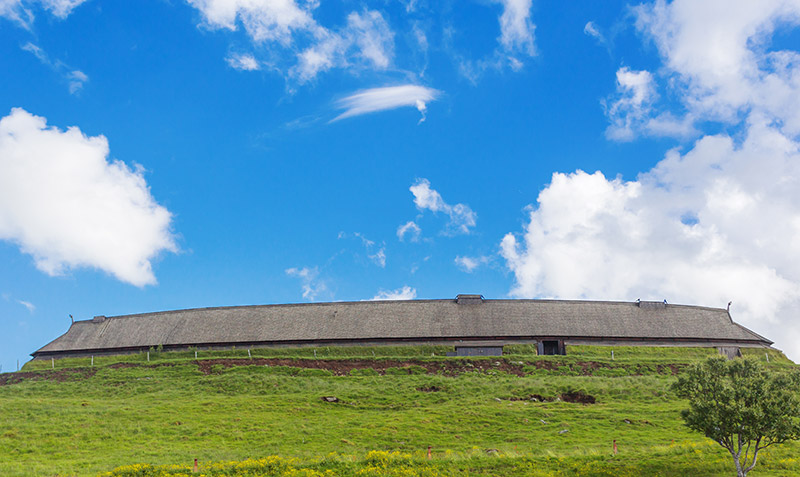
[731, 449, 745, 477]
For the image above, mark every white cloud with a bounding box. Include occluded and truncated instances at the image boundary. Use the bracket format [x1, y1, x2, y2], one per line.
[22, 42, 89, 95]
[0, 108, 177, 286]
[67, 70, 88, 94]
[410, 179, 476, 235]
[331, 85, 440, 122]
[455, 255, 490, 273]
[369, 248, 386, 268]
[188, 1, 395, 84]
[497, 0, 535, 56]
[16, 299, 35, 313]
[604, 67, 658, 141]
[293, 10, 395, 83]
[285, 266, 327, 300]
[396, 220, 421, 242]
[455, 0, 536, 80]
[356, 232, 386, 268]
[502, 116, 800, 359]
[225, 52, 260, 70]
[186, 0, 316, 44]
[583, 21, 604, 43]
[555, 0, 800, 360]
[339, 232, 386, 268]
[412, 22, 428, 53]
[370, 285, 417, 301]
[400, 0, 418, 14]
[628, 0, 800, 136]
[348, 10, 394, 69]
[1, 0, 86, 27]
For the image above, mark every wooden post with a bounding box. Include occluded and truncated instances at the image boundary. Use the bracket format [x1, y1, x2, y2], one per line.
[195, 350, 198, 359]
[91, 356, 94, 367]
[17, 359, 19, 371]
[248, 349, 251, 359]
[314, 349, 317, 358]
[147, 351, 150, 362]
[611, 350, 614, 360]
[52, 358, 54, 369]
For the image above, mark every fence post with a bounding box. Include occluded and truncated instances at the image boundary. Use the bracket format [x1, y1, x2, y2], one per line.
[52, 358, 55, 369]
[91, 356, 94, 367]
[248, 349, 251, 359]
[147, 351, 150, 362]
[195, 350, 198, 359]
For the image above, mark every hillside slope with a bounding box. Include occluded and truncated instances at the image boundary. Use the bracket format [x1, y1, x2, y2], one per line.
[1, 346, 798, 476]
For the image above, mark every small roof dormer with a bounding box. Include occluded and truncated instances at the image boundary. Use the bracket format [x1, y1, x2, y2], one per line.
[456, 294, 484, 305]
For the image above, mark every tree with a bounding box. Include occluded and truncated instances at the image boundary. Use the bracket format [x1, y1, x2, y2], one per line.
[672, 356, 800, 477]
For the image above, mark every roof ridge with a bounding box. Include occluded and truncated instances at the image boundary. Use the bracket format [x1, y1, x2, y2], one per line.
[76, 298, 729, 323]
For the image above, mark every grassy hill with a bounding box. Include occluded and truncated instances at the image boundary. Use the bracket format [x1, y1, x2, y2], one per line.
[1, 345, 798, 476]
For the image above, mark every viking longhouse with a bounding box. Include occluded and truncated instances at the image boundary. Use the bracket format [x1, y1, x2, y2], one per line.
[32, 295, 772, 359]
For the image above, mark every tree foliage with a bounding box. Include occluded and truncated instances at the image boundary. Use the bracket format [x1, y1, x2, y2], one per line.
[672, 356, 800, 477]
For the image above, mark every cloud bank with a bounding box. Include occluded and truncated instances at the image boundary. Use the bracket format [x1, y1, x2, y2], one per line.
[0, 108, 176, 286]
[503, 0, 800, 359]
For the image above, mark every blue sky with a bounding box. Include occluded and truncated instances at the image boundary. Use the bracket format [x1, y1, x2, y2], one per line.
[2, 0, 800, 370]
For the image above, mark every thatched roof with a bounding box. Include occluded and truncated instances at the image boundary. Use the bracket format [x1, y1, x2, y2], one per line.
[33, 297, 771, 356]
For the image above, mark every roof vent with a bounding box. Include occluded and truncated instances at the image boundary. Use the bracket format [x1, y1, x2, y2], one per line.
[637, 300, 666, 310]
[456, 294, 484, 305]
[92, 315, 106, 323]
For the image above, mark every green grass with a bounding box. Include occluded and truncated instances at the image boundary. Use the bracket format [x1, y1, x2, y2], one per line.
[2, 345, 798, 476]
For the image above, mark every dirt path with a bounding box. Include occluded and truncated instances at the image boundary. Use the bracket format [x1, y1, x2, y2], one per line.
[195, 358, 528, 376]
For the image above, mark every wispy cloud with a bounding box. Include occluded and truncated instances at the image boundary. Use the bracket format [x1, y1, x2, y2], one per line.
[583, 21, 606, 45]
[455, 255, 490, 273]
[497, 0, 535, 57]
[454, 0, 536, 81]
[331, 85, 441, 123]
[370, 286, 417, 301]
[285, 266, 327, 300]
[1, 0, 86, 28]
[226, 52, 260, 71]
[16, 300, 35, 314]
[410, 179, 476, 235]
[21, 42, 88, 94]
[397, 221, 421, 242]
[340, 232, 386, 268]
[2, 293, 35, 313]
[188, 1, 395, 85]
